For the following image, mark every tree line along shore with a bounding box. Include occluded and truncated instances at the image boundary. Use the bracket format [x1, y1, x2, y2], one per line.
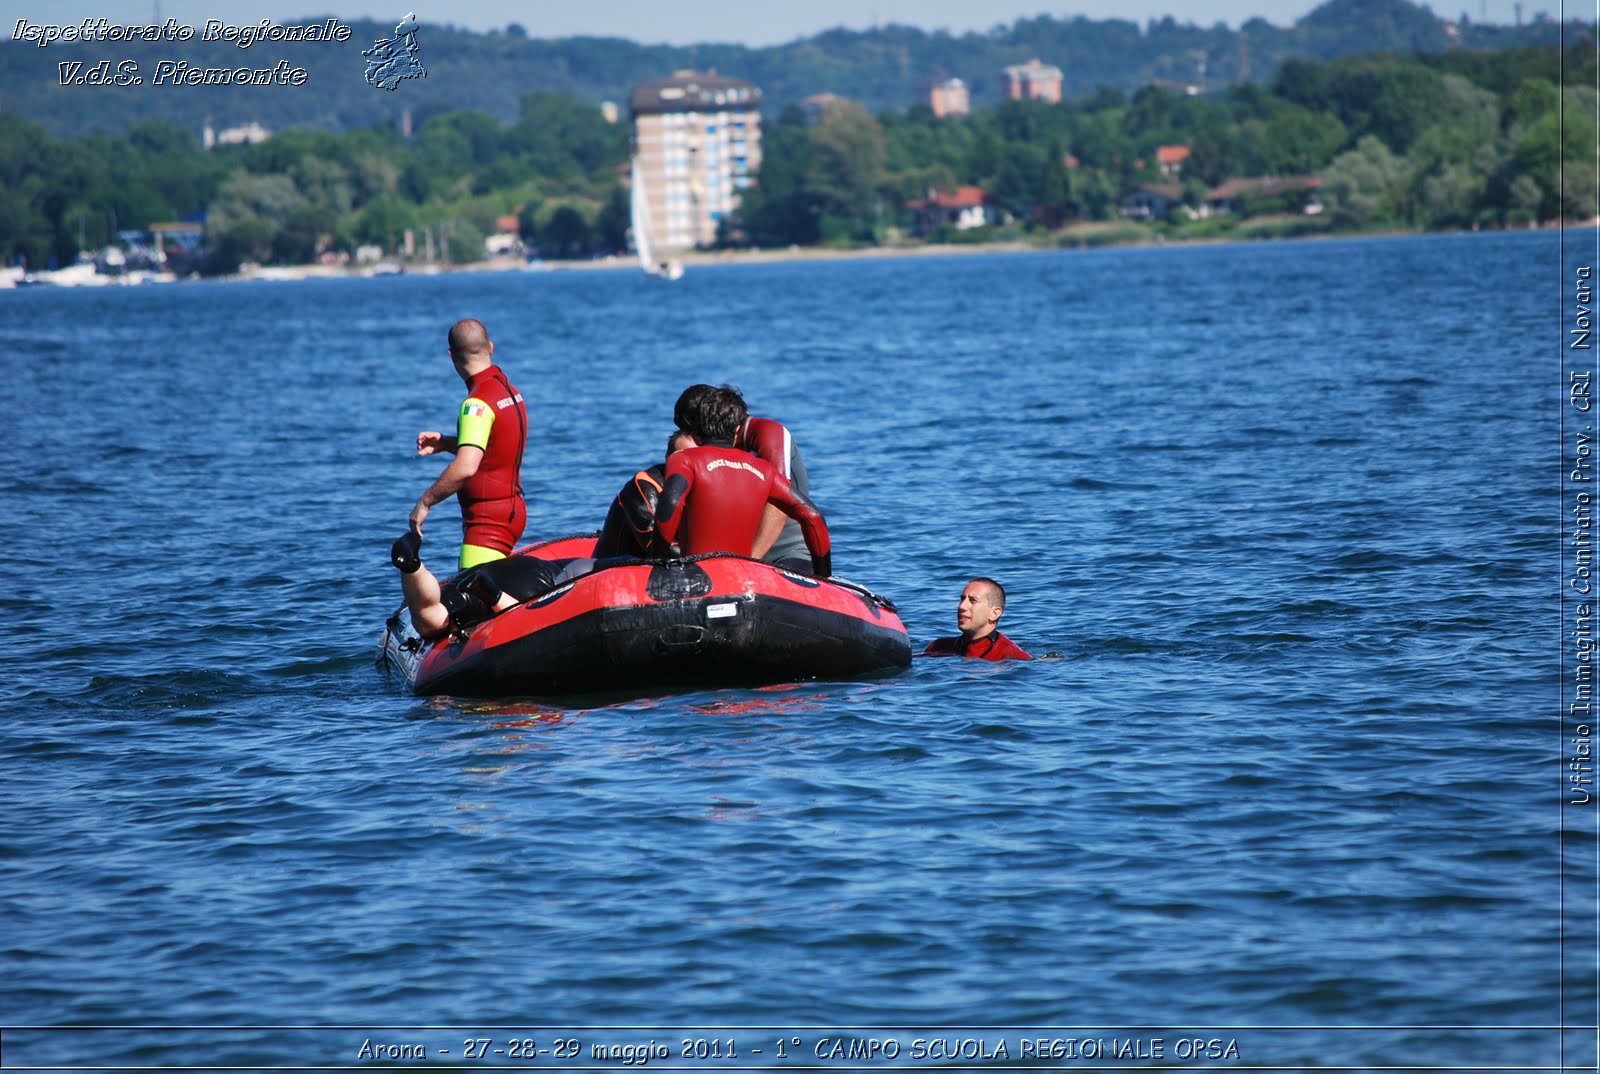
[0, 39, 1592, 277]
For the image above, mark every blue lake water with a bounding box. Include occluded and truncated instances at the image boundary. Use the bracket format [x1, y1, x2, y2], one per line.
[1, 231, 1592, 1071]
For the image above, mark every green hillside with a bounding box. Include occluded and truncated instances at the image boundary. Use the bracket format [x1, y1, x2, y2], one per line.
[1, 33, 1591, 273]
[0, 0, 1580, 139]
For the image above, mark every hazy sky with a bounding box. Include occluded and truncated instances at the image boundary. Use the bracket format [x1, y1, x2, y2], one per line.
[5, 0, 1559, 45]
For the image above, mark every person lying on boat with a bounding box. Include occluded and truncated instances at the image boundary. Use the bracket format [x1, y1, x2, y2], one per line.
[593, 429, 696, 559]
[389, 533, 566, 640]
[658, 385, 832, 577]
[386, 427, 714, 639]
[387, 429, 716, 641]
[673, 383, 814, 573]
[923, 578, 1032, 661]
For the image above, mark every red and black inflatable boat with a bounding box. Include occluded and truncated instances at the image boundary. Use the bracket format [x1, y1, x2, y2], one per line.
[380, 534, 912, 696]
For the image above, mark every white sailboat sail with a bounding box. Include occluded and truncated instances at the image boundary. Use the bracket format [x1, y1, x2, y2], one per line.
[630, 157, 682, 280]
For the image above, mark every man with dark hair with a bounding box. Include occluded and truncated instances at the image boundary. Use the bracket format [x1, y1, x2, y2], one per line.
[406, 318, 528, 569]
[657, 386, 832, 576]
[924, 578, 1032, 661]
[671, 384, 720, 433]
[674, 385, 745, 446]
[673, 382, 814, 572]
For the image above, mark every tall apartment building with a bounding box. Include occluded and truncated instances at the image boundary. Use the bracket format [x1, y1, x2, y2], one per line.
[630, 70, 763, 251]
[929, 78, 970, 117]
[1003, 58, 1063, 104]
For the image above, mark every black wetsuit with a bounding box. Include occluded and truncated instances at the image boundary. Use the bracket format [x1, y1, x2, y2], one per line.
[594, 464, 667, 559]
[437, 463, 670, 632]
[440, 556, 566, 628]
[461, 556, 564, 601]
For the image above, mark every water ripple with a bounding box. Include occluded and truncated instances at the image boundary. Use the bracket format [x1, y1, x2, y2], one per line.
[0, 233, 1563, 1065]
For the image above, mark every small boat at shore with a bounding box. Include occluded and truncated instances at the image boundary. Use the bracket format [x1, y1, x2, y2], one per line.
[380, 534, 911, 697]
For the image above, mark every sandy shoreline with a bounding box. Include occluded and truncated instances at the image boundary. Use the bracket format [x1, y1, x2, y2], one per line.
[5, 220, 1579, 289]
[289, 219, 1576, 278]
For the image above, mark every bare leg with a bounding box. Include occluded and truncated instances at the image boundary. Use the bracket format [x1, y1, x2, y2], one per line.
[401, 562, 451, 639]
[397, 549, 557, 642]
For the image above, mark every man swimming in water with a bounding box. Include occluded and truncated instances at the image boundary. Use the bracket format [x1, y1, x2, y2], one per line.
[923, 578, 1032, 661]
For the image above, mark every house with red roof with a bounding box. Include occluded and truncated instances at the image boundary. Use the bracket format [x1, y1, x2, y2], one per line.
[1156, 145, 1191, 178]
[905, 186, 997, 236]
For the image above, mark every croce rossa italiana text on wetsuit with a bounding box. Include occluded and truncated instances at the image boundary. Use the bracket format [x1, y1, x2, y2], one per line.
[652, 444, 831, 576]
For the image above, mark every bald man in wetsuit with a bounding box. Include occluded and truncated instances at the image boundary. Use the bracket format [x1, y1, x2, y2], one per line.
[655, 387, 832, 577]
[407, 318, 528, 569]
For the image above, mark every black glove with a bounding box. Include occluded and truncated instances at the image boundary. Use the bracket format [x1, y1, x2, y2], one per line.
[391, 530, 422, 574]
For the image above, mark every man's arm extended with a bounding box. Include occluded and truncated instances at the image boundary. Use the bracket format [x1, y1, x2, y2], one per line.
[410, 445, 483, 536]
[416, 430, 460, 456]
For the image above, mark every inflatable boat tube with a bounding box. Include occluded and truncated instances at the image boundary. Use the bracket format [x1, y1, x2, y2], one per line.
[380, 535, 911, 697]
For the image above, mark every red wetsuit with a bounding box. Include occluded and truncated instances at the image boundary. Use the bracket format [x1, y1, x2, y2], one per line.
[735, 416, 811, 566]
[653, 444, 831, 574]
[923, 631, 1033, 661]
[456, 364, 528, 556]
[735, 417, 795, 476]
